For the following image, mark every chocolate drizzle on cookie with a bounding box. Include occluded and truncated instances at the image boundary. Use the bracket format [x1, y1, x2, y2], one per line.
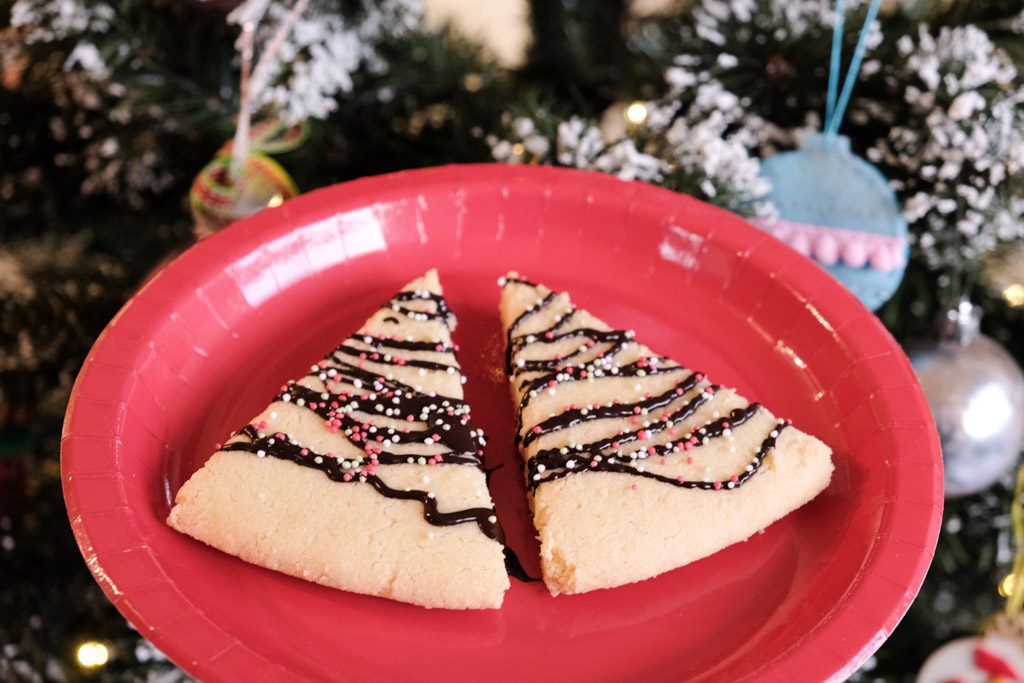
[502, 277, 788, 492]
[219, 287, 506, 546]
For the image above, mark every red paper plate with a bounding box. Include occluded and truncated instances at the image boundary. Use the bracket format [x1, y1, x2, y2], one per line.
[62, 164, 942, 682]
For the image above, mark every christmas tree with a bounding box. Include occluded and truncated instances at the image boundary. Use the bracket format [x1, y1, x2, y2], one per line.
[3, 0, 1024, 679]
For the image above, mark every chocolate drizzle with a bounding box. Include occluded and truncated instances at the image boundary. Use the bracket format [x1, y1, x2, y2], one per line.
[218, 286, 508, 550]
[389, 290, 454, 323]
[502, 276, 788, 493]
[222, 426, 503, 543]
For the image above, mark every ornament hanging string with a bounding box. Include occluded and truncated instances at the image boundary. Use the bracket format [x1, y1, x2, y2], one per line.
[823, 0, 883, 145]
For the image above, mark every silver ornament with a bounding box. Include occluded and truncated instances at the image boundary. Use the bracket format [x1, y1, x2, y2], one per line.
[909, 301, 1024, 497]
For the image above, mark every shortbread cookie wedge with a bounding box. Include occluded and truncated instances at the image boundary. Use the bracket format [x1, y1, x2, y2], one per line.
[499, 273, 833, 596]
[169, 270, 509, 609]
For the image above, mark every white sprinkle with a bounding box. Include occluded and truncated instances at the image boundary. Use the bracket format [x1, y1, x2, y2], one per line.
[314, 456, 323, 464]
[427, 532, 435, 539]
[269, 411, 278, 419]
[727, 482, 736, 489]
[516, 359, 526, 368]
[498, 276, 507, 286]
[475, 489, 483, 497]
[281, 394, 291, 402]
[770, 430, 779, 438]
[566, 460, 576, 468]
[427, 492, 435, 498]
[537, 464, 546, 473]
[256, 450, 266, 457]
[422, 475, 430, 484]
[488, 515, 497, 524]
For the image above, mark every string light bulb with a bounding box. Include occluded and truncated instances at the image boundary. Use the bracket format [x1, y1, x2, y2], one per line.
[625, 101, 649, 125]
[1000, 572, 1017, 597]
[76, 641, 110, 668]
[1003, 283, 1024, 308]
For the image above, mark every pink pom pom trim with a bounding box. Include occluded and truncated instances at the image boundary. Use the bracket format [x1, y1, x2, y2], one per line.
[754, 218, 906, 272]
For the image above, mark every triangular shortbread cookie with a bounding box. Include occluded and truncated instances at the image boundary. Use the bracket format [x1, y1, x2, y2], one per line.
[169, 270, 509, 609]
[499, 273, 833, 595]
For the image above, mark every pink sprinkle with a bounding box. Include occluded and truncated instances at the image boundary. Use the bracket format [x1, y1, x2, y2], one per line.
[637, 430, 649, 440]
[668, 428, 676, 436]
[630, 416, 639, 424]
[730, 475, 738, 483]
[257, 420, 268, 429]
[300, 448, 308, 456]
[324, 452, 333, 459]
[343, 473, 352, 481]
[214, 442, 222, 450]
[659, 458, 667, 465]
[722, 421, 730, 429]
[612, 441, 620, 449]
[548, 380, 556, 388]
[630, 484, 638, 491]
[686, 456, 694, 464]
[676, 388, 684, 395]
[532, 426, 542, 434]
[714, 482, 722, 490]
[545, 331, 554, 339]
[435, 344, 444, 352]
[676, 475, 685, 483]
[406, 415, 415, 422]
[396, 358, 406, 366]
[359, 352, 367, 360]
[695, 373, 704, 381]
[647, 446, 657, 456]
[580, 371, 588, 378]
[633, 407, 642, 415]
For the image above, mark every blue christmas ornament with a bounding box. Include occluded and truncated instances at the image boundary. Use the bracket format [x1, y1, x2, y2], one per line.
[754, 0, 907, 311]
[757, 132, 908, 310]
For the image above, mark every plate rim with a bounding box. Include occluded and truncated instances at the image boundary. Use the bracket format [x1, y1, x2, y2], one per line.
[61, 163, 943, 682]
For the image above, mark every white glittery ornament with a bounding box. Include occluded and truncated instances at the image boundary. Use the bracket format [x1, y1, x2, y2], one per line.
[909, 301, 1024, 497]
